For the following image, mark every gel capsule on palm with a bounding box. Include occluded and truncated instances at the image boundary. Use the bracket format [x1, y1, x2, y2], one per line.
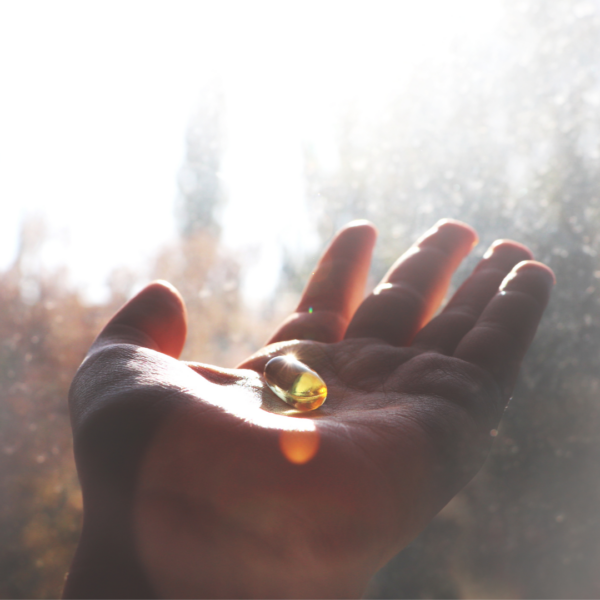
[264, 355, 327, 412]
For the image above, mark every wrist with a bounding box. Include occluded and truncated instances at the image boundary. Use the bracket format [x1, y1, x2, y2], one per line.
[63, 516, 155, 599]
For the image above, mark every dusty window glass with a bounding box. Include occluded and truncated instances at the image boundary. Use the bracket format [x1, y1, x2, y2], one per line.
[302, 2, 600, 597]
[1, 0, 599, 597]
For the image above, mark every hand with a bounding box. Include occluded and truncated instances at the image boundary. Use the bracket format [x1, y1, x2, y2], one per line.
[63, 220, 554, 599]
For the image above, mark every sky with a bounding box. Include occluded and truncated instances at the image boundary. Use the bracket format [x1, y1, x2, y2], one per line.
[0, 0, 501, 303]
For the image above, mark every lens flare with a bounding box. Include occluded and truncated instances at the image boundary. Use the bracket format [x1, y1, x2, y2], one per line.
[279, 429, 320, 464]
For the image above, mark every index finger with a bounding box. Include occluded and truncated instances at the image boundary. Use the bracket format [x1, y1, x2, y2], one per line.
[267, 221, 377, 344]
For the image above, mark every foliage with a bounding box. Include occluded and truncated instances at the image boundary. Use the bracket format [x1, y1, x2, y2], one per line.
[0, 215, 284, 598]
[0, 94, 281, 595]
[0, 220, 102, 598]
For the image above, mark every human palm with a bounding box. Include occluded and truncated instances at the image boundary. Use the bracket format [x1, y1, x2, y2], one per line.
[64, 220, 554, 599]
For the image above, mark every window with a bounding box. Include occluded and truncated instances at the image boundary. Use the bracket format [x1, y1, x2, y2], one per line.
[0, 1, 597, 596]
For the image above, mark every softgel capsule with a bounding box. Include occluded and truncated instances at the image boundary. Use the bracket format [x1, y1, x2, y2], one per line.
[263, 355, 327, 412]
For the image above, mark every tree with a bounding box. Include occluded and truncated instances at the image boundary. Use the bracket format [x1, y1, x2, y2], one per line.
[0, 218, 101, 597]
[176, 88, 226, 239]
[0, 94, 278, 595]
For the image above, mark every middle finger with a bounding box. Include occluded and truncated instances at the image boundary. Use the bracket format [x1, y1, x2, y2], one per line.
[344, 219, 477, 346]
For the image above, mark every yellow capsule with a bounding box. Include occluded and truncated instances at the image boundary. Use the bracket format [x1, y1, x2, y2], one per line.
[264, 355, 327, 412]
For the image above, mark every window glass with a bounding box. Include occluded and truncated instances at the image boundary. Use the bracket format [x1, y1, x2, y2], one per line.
[0, 1, 598, 596]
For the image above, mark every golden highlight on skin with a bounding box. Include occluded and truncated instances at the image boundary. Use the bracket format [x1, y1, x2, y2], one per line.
[264, 355, 327, 412]
[279, 429, 320, 464]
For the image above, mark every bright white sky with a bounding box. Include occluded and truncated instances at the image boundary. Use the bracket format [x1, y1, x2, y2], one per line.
[0, 0, 501, 303]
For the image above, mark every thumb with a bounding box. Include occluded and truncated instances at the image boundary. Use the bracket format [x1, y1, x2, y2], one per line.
[89, 280, 187, 359]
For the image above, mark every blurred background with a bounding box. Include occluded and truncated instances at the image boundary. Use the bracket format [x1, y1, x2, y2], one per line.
[1, 0, 600, 597]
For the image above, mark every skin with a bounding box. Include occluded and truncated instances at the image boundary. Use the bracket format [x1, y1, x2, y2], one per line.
[63, 219, 555, 599]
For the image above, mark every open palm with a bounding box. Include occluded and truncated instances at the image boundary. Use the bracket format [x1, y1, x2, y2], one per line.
[64, 220, 554, 599]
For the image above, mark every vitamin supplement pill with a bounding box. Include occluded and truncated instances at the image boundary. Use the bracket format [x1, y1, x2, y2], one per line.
[264, 355, 327, 412]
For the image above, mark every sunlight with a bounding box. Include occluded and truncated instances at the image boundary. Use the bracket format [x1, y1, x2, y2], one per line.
[170, 356, 317, 432]
[217, 0, 503, 300]
[0, 0, 503, 301]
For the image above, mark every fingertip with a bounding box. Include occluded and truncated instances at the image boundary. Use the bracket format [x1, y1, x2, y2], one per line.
[422, 219, 479, 253]
[98, 280, 188, 359]
[483, 239, 533, 261]
[336, 220, 378, 248]
[151, 279, 185, 298]
[274, 220, 378, 343]
[144, 280, 187, 317]
[344, 219, 378, 234]
[506, 260, 556, 283]
[435, 218, 478, 237]
[325, 220, 378, 264]
[499, 260, 556, 304]
[517, 260, 556, 284]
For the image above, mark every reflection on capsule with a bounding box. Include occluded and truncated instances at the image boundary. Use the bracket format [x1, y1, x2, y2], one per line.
[263, 355, 327, 411]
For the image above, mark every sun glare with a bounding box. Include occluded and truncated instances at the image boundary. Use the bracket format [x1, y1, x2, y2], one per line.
[217, 0, 503, 301]
[0, 0, 502, 301]
[279, 429, 320, 464]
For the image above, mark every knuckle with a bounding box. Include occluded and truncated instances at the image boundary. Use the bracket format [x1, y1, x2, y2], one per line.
[373, 281, 424, 306]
